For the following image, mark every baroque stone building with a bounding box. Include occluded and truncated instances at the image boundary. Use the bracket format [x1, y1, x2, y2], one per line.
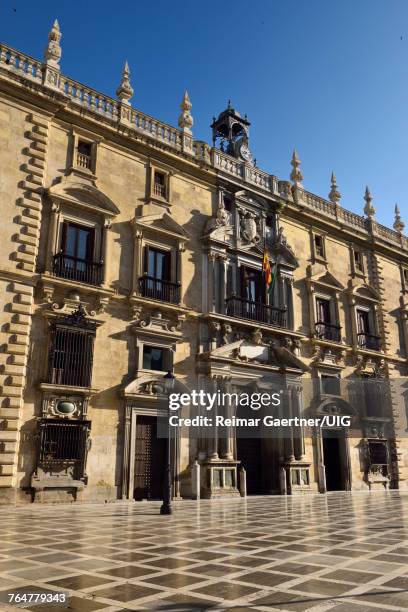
[0, 21, 408, 504]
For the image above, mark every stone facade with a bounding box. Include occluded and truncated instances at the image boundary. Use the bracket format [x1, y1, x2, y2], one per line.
[0, 24, 408, 504]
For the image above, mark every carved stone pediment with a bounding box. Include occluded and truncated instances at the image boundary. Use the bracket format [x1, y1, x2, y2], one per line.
[350, 283, 380, 302]
[307, 268, 345, 290]
[134, 211, 188, 240]
[48, 175, 120, 216]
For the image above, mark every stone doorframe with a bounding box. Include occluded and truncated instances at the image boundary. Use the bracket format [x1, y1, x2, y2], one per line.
[121, 400, 181, 501]
[314, 426, 352, 493]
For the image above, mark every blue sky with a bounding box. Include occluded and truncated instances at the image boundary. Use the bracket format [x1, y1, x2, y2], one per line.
[1, 0, 407, 228]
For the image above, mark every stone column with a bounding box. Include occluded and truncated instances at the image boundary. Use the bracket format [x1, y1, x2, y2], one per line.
[314, 427, 327, 493]
[101, 220, 111, 286]
[208, 376, 219, 460]
[292, 385, 305, 460]
[220, 377, 234, 460]
[219, 256, 228, 314]
[191, 460, 200, 499]
[344, 429, 352, 491]
[283, 388, 295, 462]
[208, 253, 216, 313]
[45, 202, 60, 272]
[131, 224, 143, 296]
[122, 402, 132, 499]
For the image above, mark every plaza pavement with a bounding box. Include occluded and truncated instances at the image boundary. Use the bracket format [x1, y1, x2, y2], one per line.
[0, 492, 407, 611]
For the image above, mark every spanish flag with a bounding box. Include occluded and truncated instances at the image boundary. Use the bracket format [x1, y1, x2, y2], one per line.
[262, 249, 273, 294]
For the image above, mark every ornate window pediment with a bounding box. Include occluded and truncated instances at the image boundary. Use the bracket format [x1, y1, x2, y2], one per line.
[352, 283, 380, 303]
[48, 175, 120, 217]
[308, 270, 345, 291]
[134, 211, 188, 240]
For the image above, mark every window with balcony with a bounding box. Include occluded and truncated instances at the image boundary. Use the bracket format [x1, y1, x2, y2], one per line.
[314, 234, 326, 260]
[77, 140, 92, 170]
[315, 297, 341, 342]
[153, 171, 167, 199]
[353, 250, 364, 273]
[356, 308, 380, 351]
[225, 266, 286, 327]
[138, 246, 180, 303]
[48, 308, 96, 388]
[53, 221, 103, 286]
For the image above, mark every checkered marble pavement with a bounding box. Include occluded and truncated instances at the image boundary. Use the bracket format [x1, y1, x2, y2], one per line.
[0, 492, 408, 612]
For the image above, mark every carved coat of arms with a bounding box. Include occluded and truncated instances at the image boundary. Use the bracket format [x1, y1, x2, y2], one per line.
[240, 212, 260, 244]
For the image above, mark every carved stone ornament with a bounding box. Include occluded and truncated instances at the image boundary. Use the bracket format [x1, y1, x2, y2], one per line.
[204, 199, 232, 239]
[240, 211, 260, 245]
[44, 19, 62, 68]
[312, 345, 346, 368]
[355, 355, 387, 377]
[250, 328, 263, 345]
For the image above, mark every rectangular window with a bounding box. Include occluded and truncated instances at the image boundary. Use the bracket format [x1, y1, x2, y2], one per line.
[321, 375, 341, 396]
[314, 234, 325, 259]
[241, 267, 263, 303]
[357, 309, 370, 334]
[142, 345, 170, 371]
[354, 250, 364, 272]
[223, 195, 233, 212]
[146, 247, 171, 281]
[403, 268, 408, 285]
[77, 140, 92, 169]
[48, 322, 96, 388]
[316, 298, 331, 324]
[153, 171, 166, 198]
[368, 440, 387, 466]
[53, 222, 102, 285]
[39, 419, 91, 468]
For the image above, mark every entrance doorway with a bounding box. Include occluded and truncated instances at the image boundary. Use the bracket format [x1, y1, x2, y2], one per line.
[322, 430, 349, 491]
[237, 437, 263, 494]
[133, 416, 166, 500]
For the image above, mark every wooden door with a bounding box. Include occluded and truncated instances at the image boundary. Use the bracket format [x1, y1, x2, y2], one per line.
[133, 416, 165, 500]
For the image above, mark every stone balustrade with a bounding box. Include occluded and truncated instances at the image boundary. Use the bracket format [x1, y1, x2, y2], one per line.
[0, 40, 406, 252]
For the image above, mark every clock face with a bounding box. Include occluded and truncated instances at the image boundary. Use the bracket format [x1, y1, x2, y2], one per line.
[240, 143, 253, 162]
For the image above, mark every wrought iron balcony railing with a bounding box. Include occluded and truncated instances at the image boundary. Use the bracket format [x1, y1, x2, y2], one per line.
[315, 321, 342, 342]
[357, 332, 381, 351]
[225, 295, 287, 327]
[52, 253, 103, 286]
[138, 275, 181, 304]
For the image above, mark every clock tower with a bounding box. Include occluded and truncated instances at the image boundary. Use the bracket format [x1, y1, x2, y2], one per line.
[211, 101, 254, 165]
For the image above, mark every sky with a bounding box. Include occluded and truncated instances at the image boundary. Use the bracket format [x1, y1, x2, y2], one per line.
[1, 0, 407, 228]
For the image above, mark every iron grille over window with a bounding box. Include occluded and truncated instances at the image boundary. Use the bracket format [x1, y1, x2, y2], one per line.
[48, 306, 96, 388]
[38, 418, 91, 472]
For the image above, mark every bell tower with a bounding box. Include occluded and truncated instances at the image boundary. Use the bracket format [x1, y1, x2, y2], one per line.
[211, 101, 253, 164]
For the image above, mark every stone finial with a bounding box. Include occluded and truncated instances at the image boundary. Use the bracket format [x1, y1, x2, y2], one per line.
[290, 149, 304, 188]
[329, 171, 341, 205]
[44, 19, 62, 68]
[393, 204, 405, 234]
[364, 186, 376, 218]
[178, 90, 193, 133]
[116, 61, 134, 105]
